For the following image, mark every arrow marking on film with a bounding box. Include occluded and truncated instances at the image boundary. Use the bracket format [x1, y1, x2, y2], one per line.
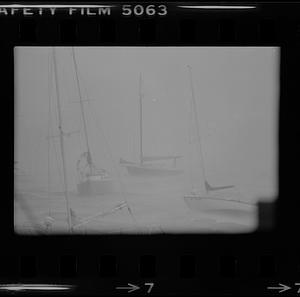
[267, 283, 291, 293]
[116, 283, 140, 293]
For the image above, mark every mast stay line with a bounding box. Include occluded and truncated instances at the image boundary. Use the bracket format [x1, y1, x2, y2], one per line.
[52, 48, 72, 232]
[139, 73, 143, 165]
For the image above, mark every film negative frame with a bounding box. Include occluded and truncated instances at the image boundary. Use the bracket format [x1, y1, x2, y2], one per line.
[1, 1, 300, 296]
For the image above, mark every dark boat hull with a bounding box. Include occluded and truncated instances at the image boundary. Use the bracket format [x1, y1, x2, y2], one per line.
[123, 163, 183, 177]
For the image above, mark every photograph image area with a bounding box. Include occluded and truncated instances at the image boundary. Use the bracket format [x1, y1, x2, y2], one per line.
[14, 46, 279, 234]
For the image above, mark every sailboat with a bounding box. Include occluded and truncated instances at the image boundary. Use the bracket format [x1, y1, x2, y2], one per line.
[120, 74, 183, 177]
[183, 65, 256, 215]
[71, 48, 115, 195]
[15, 48, 134, 234]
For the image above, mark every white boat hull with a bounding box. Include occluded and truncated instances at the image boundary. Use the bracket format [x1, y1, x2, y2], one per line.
[184, 195, 256, 217]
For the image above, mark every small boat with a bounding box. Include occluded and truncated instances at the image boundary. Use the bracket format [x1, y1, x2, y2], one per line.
[184, 65, 257, 216]
[184, 184, 255, 215]
[77, 152, 114, 195]
[120, 156, 182, 177]
[71, 48, 115, 195]
[121, 74, 183, 177]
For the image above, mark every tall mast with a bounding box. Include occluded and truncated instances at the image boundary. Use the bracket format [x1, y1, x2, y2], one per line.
[187, 65, 208, 194]
[139, 73, 143, 164]
[71, 47, 93, 171]
[52, 48, 72, 232]
[47, 52, 52, 216]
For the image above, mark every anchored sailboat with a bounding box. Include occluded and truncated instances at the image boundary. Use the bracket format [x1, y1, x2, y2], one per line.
[120, 74, 183, 176]
[184, 65, 256, 214]
[15, 48, 138, 234]
[42, 48, 129, 232]
[71, 48, 115, 195]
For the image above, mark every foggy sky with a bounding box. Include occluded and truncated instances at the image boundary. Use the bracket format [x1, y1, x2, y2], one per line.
[14, 46, 279, 202]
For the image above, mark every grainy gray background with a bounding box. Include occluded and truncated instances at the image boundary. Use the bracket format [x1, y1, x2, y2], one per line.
[14, 47, 279, 233]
